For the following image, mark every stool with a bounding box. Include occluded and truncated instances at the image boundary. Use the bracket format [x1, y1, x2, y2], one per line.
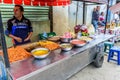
[104, 42, 114, 53]
[107, 46, 120, 65]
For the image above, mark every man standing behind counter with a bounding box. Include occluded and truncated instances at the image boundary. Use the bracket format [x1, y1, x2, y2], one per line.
[5, 5, 33, 45]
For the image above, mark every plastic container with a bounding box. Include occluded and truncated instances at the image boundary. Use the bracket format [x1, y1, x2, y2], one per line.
[39, 34, 47, 40]
[48, 32, 56, 37]
[74, 25, 81, 33]
[39, 32, 56, 40]
[77, 32, 81, 39]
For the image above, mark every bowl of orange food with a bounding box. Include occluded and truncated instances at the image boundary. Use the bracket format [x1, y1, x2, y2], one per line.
[70, 39, 87, 47]
[31, 48, 50, 59]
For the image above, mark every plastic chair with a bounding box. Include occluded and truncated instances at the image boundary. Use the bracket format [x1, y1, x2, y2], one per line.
[104, 42, 114, 53]
[107, 46, 120, 65]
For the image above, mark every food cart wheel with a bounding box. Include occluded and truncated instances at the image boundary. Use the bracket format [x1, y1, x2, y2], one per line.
[93, 52, 104, 68]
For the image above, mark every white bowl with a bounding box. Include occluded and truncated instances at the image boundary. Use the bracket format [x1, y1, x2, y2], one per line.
[31, 48, 50, 59]
[60, 43, 73, 51]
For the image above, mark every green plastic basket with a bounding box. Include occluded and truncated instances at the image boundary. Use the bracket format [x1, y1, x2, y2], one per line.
[48, 32, 56, 37]
[39, 33, 48, 40]
[39, 32, 56, 40]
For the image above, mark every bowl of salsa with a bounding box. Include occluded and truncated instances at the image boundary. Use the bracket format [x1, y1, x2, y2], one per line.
[70, 39, 87, 47]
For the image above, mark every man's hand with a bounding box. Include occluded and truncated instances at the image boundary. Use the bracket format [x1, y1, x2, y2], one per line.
[15, 37, 22, 42]
[9, 34, 22, 42]
[24, 37, 29, 42]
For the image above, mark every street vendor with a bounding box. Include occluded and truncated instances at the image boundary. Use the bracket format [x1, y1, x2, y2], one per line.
[5, 5, 33, 45]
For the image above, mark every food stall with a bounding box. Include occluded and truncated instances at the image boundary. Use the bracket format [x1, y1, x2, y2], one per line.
[109, 2, 120, 42]
[98, 2, 120, 42]
[0, 0, 115, 80]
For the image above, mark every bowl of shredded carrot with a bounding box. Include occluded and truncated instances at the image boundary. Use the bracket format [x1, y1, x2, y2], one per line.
[0, 46, 32, 63]
[31, 48, 50, 59]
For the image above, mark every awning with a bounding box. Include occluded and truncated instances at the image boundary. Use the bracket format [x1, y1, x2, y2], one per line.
[0, 0, 70, 6]
[109, 2, 120, 13]
[73, 0, 107, 4]
[84, 0, 107, 3]
[34, 0, 70, 6]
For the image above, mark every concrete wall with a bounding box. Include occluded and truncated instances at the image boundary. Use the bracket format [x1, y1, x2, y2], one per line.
[31, 21, 50, 41]
[53, 1, 83, 35]
[53, 6, 69, 35]
[68, 1, 83, 28]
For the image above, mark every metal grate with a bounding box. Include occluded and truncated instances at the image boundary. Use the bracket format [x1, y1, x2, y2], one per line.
[0, 4, 49, 22]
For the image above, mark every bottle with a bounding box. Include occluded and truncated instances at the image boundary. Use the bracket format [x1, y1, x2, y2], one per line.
[77, 31, 81, 39]
[74, 25, 81, 33]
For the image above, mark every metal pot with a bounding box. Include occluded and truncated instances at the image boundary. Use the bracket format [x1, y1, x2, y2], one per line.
[60, 37, 72, 43]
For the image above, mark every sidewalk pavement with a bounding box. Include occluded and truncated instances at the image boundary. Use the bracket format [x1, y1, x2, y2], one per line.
[68, 42, 120, 80]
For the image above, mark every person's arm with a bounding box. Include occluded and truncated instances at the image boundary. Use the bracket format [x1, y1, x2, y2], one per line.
[98, 15, 102, 22]
[6, 19, 22, 43]
[98, 17, 100, 22]
[9, 34, 22, 42]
